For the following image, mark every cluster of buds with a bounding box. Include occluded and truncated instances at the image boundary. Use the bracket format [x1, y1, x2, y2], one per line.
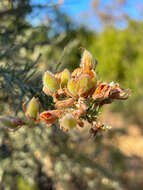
[0, 49, 130, 136]
[23, 49, 130, 135]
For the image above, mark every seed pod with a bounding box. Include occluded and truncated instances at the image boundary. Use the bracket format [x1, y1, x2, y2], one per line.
[43, 71, 60, 94]
[67, 78, 78, 97]
[81, 50, 94, 71]
[60, 113, 77, 131]
[61, 69, 70, 88]
[25, 97, 40, 120]
[0, 116, 25, 130]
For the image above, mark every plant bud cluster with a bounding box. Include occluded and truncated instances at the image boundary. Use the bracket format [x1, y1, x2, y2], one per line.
[1, 49, 130, 136]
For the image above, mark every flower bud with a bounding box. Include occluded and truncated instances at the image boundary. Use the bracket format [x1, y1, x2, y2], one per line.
[61, 69, 70, 88]
[43, 71, 60, 94]
[25, 97, 40, 120]
[42, 86, 51, 96]
[92, 83, 110, 101]
[76, 74, 95, 97]
[60, 113, 77, 131]
[109, 84, 130, 100]
[0, 116, 25, 130]
[55, 98, 74, 109]
[81, 50, 94, 70]
[67, 78, 78, 97]
[72, 68, 82, 78]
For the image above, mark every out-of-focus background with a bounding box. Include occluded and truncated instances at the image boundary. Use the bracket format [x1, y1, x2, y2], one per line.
[0, 0, 143, 189]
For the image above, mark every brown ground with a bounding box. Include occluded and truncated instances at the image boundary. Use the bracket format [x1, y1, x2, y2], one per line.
[101, 106, 143, 190]
[102, 107, 143, 158]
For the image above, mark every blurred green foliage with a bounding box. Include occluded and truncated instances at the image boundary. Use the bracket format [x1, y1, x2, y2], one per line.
[0, 0, 143, 190]
[88, 20, 143, 125]
[17, 177, 38, 190]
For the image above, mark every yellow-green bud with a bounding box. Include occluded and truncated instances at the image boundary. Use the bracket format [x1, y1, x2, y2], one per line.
[67, 78, 78, 97]
[60, 113, 77, 131]
[43, 71, 60, 94]
[26, 97, 40, 120]
[81, 50, 94, 70]
[76, 74, 95, 96]
[61, 69, 70, 88]
[0, 116, 25, 130]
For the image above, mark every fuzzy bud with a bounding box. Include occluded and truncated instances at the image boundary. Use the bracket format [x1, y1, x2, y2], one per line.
[0, 116, 25, 130]
[67, 78, 78, 97]
[61, 69, 70, 88]
[43, 71, 60, 94]
[72, 68, 82, 78]
[60, 113, 77, 131]
[76, 74, 95, 97]
[81, 50, 94, 70]
[25, 97, 40, 120]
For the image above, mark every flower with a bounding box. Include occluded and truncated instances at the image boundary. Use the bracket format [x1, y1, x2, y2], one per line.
[40, 110, 63, 127]
[92, 82, 130, 103]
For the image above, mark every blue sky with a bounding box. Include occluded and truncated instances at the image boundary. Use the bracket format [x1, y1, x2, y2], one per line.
[61, 0, 142, 18]
[29, 0, 92, 27]
[29, 0, 143, 30]
[61, 0, 92, 14]
[61, 0, 143, 29]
